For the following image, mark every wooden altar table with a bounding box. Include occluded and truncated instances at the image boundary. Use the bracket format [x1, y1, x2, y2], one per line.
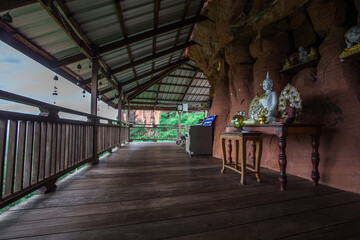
[243, 123, 321, 190]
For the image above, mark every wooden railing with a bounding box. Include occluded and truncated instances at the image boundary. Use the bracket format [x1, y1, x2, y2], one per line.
[0, 90, 129, 209]
[129, 124, 186, 142]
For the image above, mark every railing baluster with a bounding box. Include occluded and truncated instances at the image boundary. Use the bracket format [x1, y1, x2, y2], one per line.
[56, 123, 61, 174]
[45, 122, 52, 178]
[0, 119, 8, 199]
[60, 124, 65, 171]
[32, 122, 40, 184]
[15, 121, 26, 192]
[69, 124, 74, 167]
[64, 124, 69, 169]
[23, 121, 33, 188]
[5, 120, 17, 196]
[39, 122, 47, 181]
[51, 123, 57, 176]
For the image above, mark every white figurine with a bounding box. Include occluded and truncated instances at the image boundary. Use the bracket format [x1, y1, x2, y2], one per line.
[250, 72, 278, 123]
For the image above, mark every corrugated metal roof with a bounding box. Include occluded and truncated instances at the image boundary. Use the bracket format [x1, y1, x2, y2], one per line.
[0, 0, 210, 111]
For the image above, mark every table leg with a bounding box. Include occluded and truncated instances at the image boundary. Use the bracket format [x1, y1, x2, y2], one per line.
[249, 140, 256, 167]
[226, 139, 232, 164]
[220, 137, 226, 174]
[311, 135, 320, 185]
[278, 136, 287, 190]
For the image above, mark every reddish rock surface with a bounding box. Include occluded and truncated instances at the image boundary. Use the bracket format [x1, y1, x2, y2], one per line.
[188, 0, 360, 194]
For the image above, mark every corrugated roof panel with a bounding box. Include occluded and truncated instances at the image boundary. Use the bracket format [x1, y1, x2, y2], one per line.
[153, 56, 172, 68]
[115, 69, 135, 84]
[192, 79, 210, 87]
[156, 37, 177, 52]
[148, 85, 159, 91]
[101, 47, 128, 67]
[138, 76, 152, 86]
[169, 54, 182, 63]
[157, 29, 178, 41]
[65, 0, 123, 46]
[122, 1, 154, 37]
[186, 0, 203, 18]
[158, 0, 186, 27]
[7, 3, 80, 60]
[104, 89, 118, 99]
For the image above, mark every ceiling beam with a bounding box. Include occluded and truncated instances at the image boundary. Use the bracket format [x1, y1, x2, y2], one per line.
[98, 57, 189, 95]
[111, 41, 196, 74]
[120, 57, 189, 87]
[114, 0, 138, 84]
[143, 90, 208, 96]
[159, 83, 210, 88]
[131, 97, 206, 103]
[127, 64, 182, 100]
[181, 69, 199, 102]
[0, 0, 36, 12]
[51, 15, 207, 69]
[48, 0, 119, 95]
[168, 74, 206, 80]
[99, 15, 207, 54]
[123, 105, 206, 111]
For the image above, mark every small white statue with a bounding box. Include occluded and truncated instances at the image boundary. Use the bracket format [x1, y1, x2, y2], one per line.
[299, 46, 308, 62]
[250, 72, 278, 123]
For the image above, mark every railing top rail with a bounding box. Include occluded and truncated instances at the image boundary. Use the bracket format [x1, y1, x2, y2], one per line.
[0, 89, 120, 124]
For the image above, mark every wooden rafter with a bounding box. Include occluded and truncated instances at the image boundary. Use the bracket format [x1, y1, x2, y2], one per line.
[100, 15, 207, 54]
[98, 58, 189, 95]
[111, 42, 196, 74]
[50, 15, 207, 69]
[177, 0, 207, 61]
[38, 0, 119, 103]
[153, 0, 161, 106]
[141, 90, 209, 97]
[160, 83, 210, 88]
[123, 105, 206, 111]
[131, 97, 206, 103]
[181, 69, 200, 102]
[52, 0, 118, 90]
[0, 0, 36, 12]
[107, 63, 182, 103]
[127, 63, 183, 100]
[168, 74, 206, 80]
[168, 0, 192, 64]
[114, 0, 138, 84]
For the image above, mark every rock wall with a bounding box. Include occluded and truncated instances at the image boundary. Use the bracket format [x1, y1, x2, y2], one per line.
[188, 0, 360, 193]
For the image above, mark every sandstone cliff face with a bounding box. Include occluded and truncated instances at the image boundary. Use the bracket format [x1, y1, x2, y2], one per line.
[187, 0, 360, 193]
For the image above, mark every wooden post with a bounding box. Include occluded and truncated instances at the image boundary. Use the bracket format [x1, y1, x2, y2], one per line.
[127, 102, 131, 142]
[117, 89, 122, 147]
[91, 51, 99, 164]
[178, 111, 182, 141]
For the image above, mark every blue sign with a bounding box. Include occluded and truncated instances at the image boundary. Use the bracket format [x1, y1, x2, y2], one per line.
[203, 115, 216, 126]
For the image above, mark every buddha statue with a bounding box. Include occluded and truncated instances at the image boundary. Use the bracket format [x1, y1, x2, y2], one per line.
[250, 73, 278, 123]
[344, 25, 360, 49]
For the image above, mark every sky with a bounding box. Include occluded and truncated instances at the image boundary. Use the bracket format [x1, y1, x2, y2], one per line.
[0, 41, 118, 120]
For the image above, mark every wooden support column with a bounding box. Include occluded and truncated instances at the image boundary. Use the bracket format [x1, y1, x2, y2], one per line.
[117, 89, 122, 147]
[178, 111, 182, 141]
[127, 103, 131, 142]
[91, 52, 99, 164]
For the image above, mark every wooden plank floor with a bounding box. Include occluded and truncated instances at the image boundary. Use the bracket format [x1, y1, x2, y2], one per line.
[1, 142, 360, 239]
